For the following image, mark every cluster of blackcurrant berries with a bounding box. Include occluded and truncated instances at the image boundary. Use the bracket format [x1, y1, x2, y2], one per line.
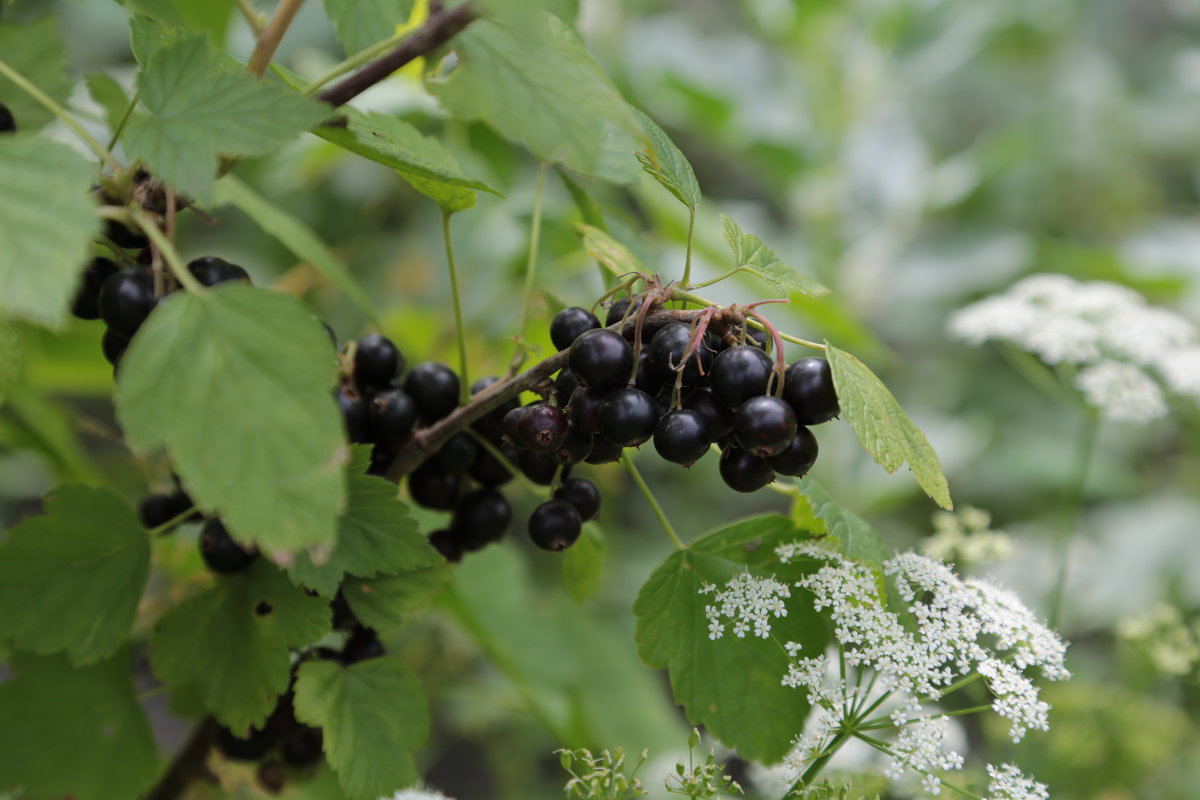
[0, 101, 15, 134]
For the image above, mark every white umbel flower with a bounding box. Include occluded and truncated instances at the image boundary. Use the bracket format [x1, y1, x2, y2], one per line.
[388, 787, 457, 800]
[985, 763, 1050, 800]
[1075, 360, 1167, 422]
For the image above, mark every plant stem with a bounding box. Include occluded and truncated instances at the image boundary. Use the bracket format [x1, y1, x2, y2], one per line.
[793, 729, 852, 789]
[148, 506, 198, 536]
[0, 58, 122, 172]
[620, 451, 685, 550]
[1047, 409, 1100, 628]
[681, 207, 696, 288]
[686, 267, 740, 291]
[236, 0, 266, 35]
[104, 90, 140, 154]
[126, 208, 207, 295]
[303, 30, 408, 96]
[246, 0, 306, 77]
[143, 717, 216, 800]
[441, 210, 472, 403]
[670, 288, 826, 351]
[516, 162, 548, 346]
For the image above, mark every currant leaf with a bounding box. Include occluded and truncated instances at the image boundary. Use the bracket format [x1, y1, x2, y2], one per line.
[721, 214, 830, 299]
[0, 17, 73, 131]
[632, 107, 700, 211]
[322, 0, 417, 55]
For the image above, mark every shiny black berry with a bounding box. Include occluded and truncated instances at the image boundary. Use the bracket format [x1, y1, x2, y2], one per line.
[733, 396, 797, 458]
[513, 403, 569, 453]
[280, 726, 323, 768]
[368, 387, 417, 444]
[469, 444, 518, 486]
[434, 432, 478, 473]
[450, 487, 512, 550]
[138, 490, 192, 529]
[428, 528, 463, 563]
[101, 327, 130, 368]
[684, 387, 734, 442]
[104, 219, 148, 249]
[719, 446, 775, 493]
[649, 322, 712, 386]
[554, 368, 580, 407]
[653, 409, 712, 467]
[528, 500, 582, 551]
[604, 296, 636, 329]
[711, 346, 774, 409]
[341, 627, 384, 664]
[199, 518, 257, 574]
[597, 387, 660, 447]
[0, 103, 15, 134]
[404, 362, 460, 422]
[768, 427, 819, 477]
[187, 256, 250, 287]
[583, 436, 623, 464]
[335, 387, 369, 444]
[632, 348, 665, 395]
[407, 462, 462, 510]
[98, 267, 157, 335]
[517, 449, 565, 485]
[470, 376, 517, 441]
[550, 306, 601, 351]
[553, 419, 593, 465]
[215, 725, 276, 761]
[783, 357, 839, 425]
[569, 329, 633, 391]
[72, 257, 119, 320]
[354, 334, 403, 393]
[566, 385, 607, 434]
[552, 477, 601, 521]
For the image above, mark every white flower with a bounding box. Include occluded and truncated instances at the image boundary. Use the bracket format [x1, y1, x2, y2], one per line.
[1156, 346, 1200, 397]
[703, 572, 791, 640]
[1075, 360, 1167, 422]
[388, 787, 457, 800]
[985, 763, 1049, 800]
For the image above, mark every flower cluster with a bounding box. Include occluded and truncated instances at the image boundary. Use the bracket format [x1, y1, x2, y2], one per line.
[559, 746, 648, 800]
[388, 787, 457, 800]
[701, 572, 791, 640]
[946, 273, 1200, 421]
[922, 506, 1013, 566]
[1117, 602, 1200, 679]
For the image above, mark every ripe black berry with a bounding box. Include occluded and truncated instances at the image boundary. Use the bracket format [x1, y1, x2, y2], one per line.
[215, 725, 276, 761]
[768, 427, 819, 477]
[566, 385, 607, 434]
[469, 444, 518, 486]
[199, 518, 257, 574]
[0, 103, 15, 134]
[72, 257, 119, 320]
[434, 432, 478, 473]
[187, 256, 250, 287]
[711, 346, 774, 409]
[354, 334, 403, 393]
[341, 627, 385, 664]
[733, 395, 797, 458]
[684, 387, 734, 441]
[649, 322, 712, 386]
[719, 446, 775, 493]
[604, 296, 638, 329]
[550, 306, 601, 351]
[517, 449, 566, 485]
[597, 387, 660, 447]
[783, 357, 839, 425]
[553, 477, 601, 521]
[428, 528, 463, 563]
[553, 419, 593, 465]
[554, 368, 580, 407]
[569, 329, 633, 391]
[407, 462, 462, 510]
[101, 328, 130, 368]
[632, 348, 666, 395]
[513, 403, 568, 453]
[335, 387, 369, 444]
[330, 591, 357, 630]
[98, 267, 157, 335]
[368, 387, 417, 444]
[583, 436, 622, 464]
[653, 409, 712, 467]
[138, 490, 192, 529]
[404, 362, 460, 422]
[450, 487, 512, 550]
[104, 220, 148, 249]
[280, 726, 323, 768]
[528, 500, 582, 551]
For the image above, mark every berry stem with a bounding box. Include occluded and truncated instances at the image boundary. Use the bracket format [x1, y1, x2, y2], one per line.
[620, 451, 685, 550]
[246, 0, 307, 78]
[669, 288, 827, 351]
[1046, 409, 1100, 628]
[104, 90, 140, 155]
[681, 207, 696, 288]
[515, 161, 549, 349]
[235, 0, 267, 35]
[147, 505, 198, 537]
[442, 210, 471, 405]
[0, 58, 122, 173]
[124, 208, 207, 295]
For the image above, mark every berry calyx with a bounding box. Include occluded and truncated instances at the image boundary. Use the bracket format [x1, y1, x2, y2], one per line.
[528, 500, 582, 551]
[768, 427, 819, 477]
[450, 487, 512, 550]
[718, 446, 775, 493]
[552, 476, 601, 521]
[512, 403, 569, 453]
[98, 267, 157, 335]
[711, 345, 774, 409]
[569, 328, 633, 391]
[653, 409, 712, 467]
[733, 395, 797, 458]
[186, 256, 250, 287]
[783, 357, 839, 425]
[550, 306, 601, 351]
[597, 387, 660, 447]
[354, 333, 404, 393]
[404, 362, 460, 422]
[71, 257, 119, 320]
[198, 518, 257, 574]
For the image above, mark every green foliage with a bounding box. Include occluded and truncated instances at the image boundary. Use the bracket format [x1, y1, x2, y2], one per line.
[123, 32, 328, 200]
[632, 108, 701, 212]
[633, 514, 827, 763]
[85, 72, 132, 133]
[824, 343, 952, 509]
[150, 559, 330, 731]
[342, 565, 449, 631]
[721, 214, 829, 299]
[114, 284, 346, 554]
[0, 486, 149, 665]
[795, 477, 890, 569]
[562, 522, 606, 604]
[294, 656, 429, 800]
[0, 17, 73, 131]
[0, 321, 19, 404]
[0, 650, 158, 800]
[322, 0, 416, 55]
[0, 137, 99, 327]
[578, 223, 644, 278]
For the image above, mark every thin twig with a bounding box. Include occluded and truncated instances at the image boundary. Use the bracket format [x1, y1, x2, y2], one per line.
[143, 717, 216, 800]
[247, 0, 307, 77]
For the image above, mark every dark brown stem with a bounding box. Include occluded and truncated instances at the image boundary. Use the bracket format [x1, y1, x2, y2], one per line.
[143, 717, 216, 800]
[317, 3, 478, 108]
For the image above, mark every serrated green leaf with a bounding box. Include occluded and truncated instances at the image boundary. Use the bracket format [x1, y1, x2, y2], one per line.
[314, 110, 497, 212]
[289, 447, 442, 597]
[86, 72, 132, 134]
[633, 514, 826, 763]
[825, 343, 952, 509]
[214, 174, 379, 321]
[114, 285, 346, 553]
[322, 0, 416, 55]
[0, 321, 19, 404]
[0, 651, 159, 800]
[0, 486, 150, 665]
[0, 17, 73, 131]
[631, 107, 700, 211]
[721, 214, 829, 299]
[577, 223, 643, 278]
[150, 560, 330, 731]
[0, 138, 100, 327]
[123, 33, 329, 200]
[427, 10, 643, 180]
[294, 657, 429, 800]
[343, 564, 450, 631]
[128, 12, 184, 66]
[562, 522, 604, 604]
[795, 477, 891, 569]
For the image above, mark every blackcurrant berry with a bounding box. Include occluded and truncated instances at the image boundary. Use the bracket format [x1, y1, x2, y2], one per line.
[187, 256, 250, 287]
[782, 357, 839, 425]
[513, 403, 568, 453]
[653, 409, 712, 467]
[569, 329, 633, 392]
[553, 368, 580, 407]
[553, 419, 593, 465]
[649, 323, 712, 386]
[215, 725, 276, 761]
[138, 490, 192, 529]
[71, 257, 119, 320]
[404, 362, 460, 422]
[0, 103, 15, 134]
[552, 477, 601, 521]
[101, 327, 130, 368]
[746, 326, 768, 350]
[604, 296, 638, 329]
[434, 432, 478, 473]
[597, 387, 660, 447]
[470, 376, 517, 441]
[450, 487, 512, 550]
[199, 518, 257, 574]
[368, 387, 417, 445]
[341, 627, 384, 664]
[768, 426, 819, 477]
[330, 591, 357, 630]
[407, 461, 462, 510]
[566, 385, 607, 434]
[632, 348, 665, 395]
[98, 267, 157, 335]
[104, 219, 148, 249]
[711, 346, 774, 410]
[354, 333, 403, 393]
[516, 449, 566, 485]
[584, 436, 623, 464]
[719, 446, 775, 493]
[528, 500, 582, 551]
[469, 444, 518, 486]
[683, 387, 734, 442]
[428, 528, 463, 563]
[280, 726, 323, 768]
[335, 387, 369, 444]
[550, 306, 601, 351]
[733, 395, 797, 458]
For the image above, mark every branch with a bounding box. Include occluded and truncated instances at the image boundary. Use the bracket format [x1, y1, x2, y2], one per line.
[317, 2, 477, 107]
[247, 0, 307, 78]
[143, 717, 216, 800]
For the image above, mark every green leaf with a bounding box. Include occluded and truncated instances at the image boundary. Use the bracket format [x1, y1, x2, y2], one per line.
[128, 12, 185, 66]
[313, 110, 498, 212]
[0, 486, 150, 665]
[720, 214, 829, 299]
[577, 223, 643, 279]
[562, 522, 605, 604]
[427, 10, 644, 180]
[213, 174, 380, 321]
[322, 0, 416, 55]
[558, 168, 607, 230]
[86, 72, 133, 134]
[0, 138, 100, 327]
[825, 343, 953, 509]
[633, 514, 826, 763]
[0, 17, 73, 131]
[343, 564, 450, 631]
[631, 108, 700, 211]
[114, 285, 346, 554]
[0, 651, 159, 800]
[123, 33, 329, 200]
[0, 321, 19, 404]
[150, 560, 330, 731]
[294, 657, 429, 800]
[288, 447, 443, 597]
